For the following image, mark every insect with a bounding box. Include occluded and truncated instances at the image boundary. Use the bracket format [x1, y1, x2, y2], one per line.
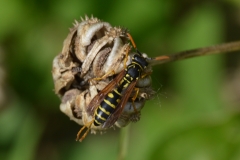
[76, 33, 149, 141]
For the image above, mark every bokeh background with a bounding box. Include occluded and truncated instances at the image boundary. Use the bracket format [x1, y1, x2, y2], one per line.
[1, 0, 240, 160]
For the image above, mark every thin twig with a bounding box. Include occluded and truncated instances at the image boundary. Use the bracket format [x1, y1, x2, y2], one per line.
[149, 40, 240, 66]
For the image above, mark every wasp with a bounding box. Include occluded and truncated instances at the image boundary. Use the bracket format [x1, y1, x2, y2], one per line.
[76, 33, 149, 142]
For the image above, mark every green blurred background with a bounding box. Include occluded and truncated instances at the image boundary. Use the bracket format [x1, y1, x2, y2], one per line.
[1, 0, 240, 160]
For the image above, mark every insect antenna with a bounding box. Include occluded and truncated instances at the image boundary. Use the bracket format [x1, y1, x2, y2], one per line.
[126, 33, 144, 57]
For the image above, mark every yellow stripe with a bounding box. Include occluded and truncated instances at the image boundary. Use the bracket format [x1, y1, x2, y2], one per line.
[132, 61, 143, 70]
[123, 83, 129, 88]
[95, 109, 107, 121]
[94, 119, 101, 125]
[108, 93, 114, 98]
[123, 76, 131, 83]
[99, 106, 110, 115]
[113, 89, 121, 96]
[104, 99, 116, 109]
[96, 113, 107, 121]
[116, 99, 120, 103]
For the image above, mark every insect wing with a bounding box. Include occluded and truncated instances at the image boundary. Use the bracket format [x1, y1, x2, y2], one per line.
[87, 70, 126, 116]
[102, 81, 137, 128]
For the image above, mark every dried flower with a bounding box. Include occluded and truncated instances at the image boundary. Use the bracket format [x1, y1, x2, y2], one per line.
[52, 15, 154, 135]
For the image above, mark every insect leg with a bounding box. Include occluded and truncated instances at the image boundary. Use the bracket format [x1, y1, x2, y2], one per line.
[140, 71, 153, 79]
[90, 70, 115, 81]
[131, 87, 140, 113]
[76, 119, 94, 142]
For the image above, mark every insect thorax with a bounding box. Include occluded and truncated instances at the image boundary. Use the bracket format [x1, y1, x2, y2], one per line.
[133, 54, 148, 69]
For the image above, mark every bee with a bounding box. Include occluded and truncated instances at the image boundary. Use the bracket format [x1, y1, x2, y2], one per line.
[76, 33, 149, 142]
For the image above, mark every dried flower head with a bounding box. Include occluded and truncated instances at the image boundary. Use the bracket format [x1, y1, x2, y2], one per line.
[52, 15, 154, 136]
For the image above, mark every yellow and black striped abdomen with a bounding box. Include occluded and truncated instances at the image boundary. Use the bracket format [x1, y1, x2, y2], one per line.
[94, 88, 122, 126]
